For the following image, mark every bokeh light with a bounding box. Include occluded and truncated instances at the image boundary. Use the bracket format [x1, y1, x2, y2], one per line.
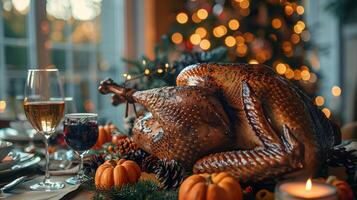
[276, 63, 287, 74]
[331, 86, 342, 97]
[199, 39, 211, 50]
[272, 18, 282, 29]
[225, 36, 236, 47]
[171, 32, 183, 44]
[315, 96, 325, 106]
[322, 108, 331, 118]
[190, 33, 201, 45]
[177, 12, 188, 24]
[213, 25, 227, 38]
[197, 8, 208, 20]
[195, 27, 207, 38]
[296, 5, 304, 15]
[228, 19, 240, 30]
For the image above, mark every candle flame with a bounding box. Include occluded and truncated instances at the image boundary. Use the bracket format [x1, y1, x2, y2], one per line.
[306, 178, 312, 191]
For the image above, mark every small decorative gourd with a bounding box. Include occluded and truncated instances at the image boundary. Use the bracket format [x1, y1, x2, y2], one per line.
[95, 159, 141, 189]
[93, 124, 115, 149]
[326, 176, 354, 200]
[178, 172, 243, 200]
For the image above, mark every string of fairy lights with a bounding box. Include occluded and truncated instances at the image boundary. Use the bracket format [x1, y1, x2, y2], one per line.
[120, 0, 342, 119]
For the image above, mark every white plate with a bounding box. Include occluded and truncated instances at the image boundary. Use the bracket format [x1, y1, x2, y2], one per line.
[0, 128, 43, 142]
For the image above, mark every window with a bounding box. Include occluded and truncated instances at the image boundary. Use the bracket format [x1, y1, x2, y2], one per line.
[0, 0, 126, 125]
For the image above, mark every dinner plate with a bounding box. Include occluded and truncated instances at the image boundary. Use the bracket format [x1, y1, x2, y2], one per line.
[0, 128, 42, 142]
[0, 156, 41, 176]
[0, 151, 20, 171]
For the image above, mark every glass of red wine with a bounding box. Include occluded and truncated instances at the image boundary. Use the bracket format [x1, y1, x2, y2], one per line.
[63, 113, 98, 185]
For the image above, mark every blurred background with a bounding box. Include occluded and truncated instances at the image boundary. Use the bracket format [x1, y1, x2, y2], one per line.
[0, 0, 356, 133]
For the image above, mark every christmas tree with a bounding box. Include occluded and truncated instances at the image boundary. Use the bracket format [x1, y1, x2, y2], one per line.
[122, 0, 327, 115]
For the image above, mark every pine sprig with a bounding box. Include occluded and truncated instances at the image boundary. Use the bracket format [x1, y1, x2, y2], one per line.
[85, 180, 178, 200]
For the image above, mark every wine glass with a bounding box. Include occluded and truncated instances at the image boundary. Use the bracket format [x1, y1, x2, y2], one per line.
[63, 113, 98, 184]
[23, 68, 65, 191]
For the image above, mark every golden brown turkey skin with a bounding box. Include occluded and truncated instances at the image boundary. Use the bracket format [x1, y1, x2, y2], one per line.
[98, 63, 340, 182]
[131, 86, 233, 168]
[176, 63, 339, 181]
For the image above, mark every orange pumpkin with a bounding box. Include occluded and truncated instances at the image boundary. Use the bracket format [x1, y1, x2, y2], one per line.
[93, 125, 112, 149]
[179, 172, 243, 200]
[95, 159, 141, 189]
[326, 177, 354, 200]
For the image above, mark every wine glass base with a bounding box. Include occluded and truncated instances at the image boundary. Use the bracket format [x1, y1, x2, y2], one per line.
[29, 180, 65, 191]
[65, 175, 91, 185]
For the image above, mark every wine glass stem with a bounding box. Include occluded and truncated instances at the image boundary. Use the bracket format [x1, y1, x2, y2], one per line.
[44, 135, 51, 183]
[78, 151, 86, 179]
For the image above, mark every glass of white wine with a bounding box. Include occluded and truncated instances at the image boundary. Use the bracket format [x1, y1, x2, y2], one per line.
[23, 68, 65, 191]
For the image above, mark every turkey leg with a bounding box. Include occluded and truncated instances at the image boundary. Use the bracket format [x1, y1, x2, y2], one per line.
[193, 82, 304, 182]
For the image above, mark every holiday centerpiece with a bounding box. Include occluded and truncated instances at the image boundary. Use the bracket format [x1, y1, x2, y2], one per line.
[86, 62, 356, 199]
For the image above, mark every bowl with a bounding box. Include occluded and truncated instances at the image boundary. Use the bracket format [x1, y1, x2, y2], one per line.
[0, 141, 13, 161]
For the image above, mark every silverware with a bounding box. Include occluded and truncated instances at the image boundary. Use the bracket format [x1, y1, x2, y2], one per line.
[0, 176, 26, 197]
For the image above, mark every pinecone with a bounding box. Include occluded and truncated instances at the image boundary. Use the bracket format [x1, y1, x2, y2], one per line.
[154, 159, 185, 190]
[116, 137, 138, 155]
[123, 149, 150, 167]
[142, 155, 160, 173]
[327, 141, 357, 184]
[83, 154, 105, 177]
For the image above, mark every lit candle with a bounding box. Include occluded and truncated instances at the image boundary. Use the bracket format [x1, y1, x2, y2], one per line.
[275, 179, 338, 200]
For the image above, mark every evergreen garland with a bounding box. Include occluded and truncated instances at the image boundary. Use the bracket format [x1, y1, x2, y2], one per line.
[84, 180, 178, 200]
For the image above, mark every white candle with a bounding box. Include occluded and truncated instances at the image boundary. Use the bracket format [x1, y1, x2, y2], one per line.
[275, 179, 338, 200]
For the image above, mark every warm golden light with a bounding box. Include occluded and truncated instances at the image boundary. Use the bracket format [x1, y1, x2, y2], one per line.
[213, 25, 227, 38]
[331, 86, 342, 97]
[272, 18, 282, 29]
[190, 34, 201, 45]
[157, 68, 164, 74]
[0, 101, 6, 113]
[276, 63, 287, 74]
[192, 13, 201, 23]
[236, 44, 248, 56]
[240, 0, 250, 9]
[248, 59, 259, 64]
[176, 12, 188, 24]
[285, 5, 294, 15]
[296, 5, 305, 15]
[225, 36, 236, 47]
[195, 27, 207, 38]
[301, 70, 311, 81]
[197, 9, 208, 20]
[199, 39, 211, 50]
[144, 69, 150, 75]
[315, 96, 325, 106]
[228, 19, 240, 30]
[165, 63, 169, 68]
[126, 75, 132, 80]
[294, 21, 306, 34]
[285, 68, 294, 79]
[306, 179, 312, 191]
[171, 32, 183, 44]
[322, 108, 331, 118]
